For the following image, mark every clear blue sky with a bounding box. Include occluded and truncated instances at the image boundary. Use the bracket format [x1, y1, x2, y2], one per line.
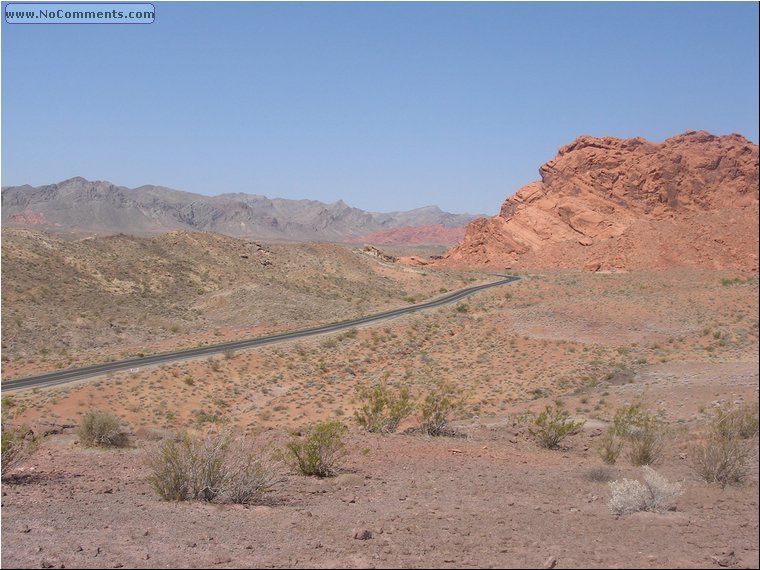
[2, 2, 758, 214]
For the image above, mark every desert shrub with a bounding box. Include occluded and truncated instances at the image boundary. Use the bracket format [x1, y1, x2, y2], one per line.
[286, 420, 347, 477]
[1, 396, 41, 477]
[691, 402, 758, 488]
[608, 466, 683, 516]
[711, 401, 759, 441]
[78, 409, 128, 447]
[354, 382, 413, 434]
[597, 429, 623, 465]
[527, 405, 585, 449]
[147, 430, 282, 503]
[610, 404, 665, 466]
[584, 466, 615, 483]
[419, 381, 466, 437]
[691, 435, 755, 488]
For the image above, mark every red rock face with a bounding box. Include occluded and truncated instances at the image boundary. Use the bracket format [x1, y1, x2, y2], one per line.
[350, 224, 466, 246]
[441, 131, 759, 271]
[8, 211, 48, 225]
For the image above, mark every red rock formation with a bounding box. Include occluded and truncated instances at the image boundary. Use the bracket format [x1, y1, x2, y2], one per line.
[441, 131, 759, 272]
[8, 211, 48, 225]
[350, 224, 466, 246]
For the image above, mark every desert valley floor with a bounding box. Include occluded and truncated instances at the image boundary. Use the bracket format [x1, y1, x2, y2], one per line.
[2, 260, 758, 569]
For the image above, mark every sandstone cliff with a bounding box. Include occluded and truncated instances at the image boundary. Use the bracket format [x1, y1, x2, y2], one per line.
[441, 131, 759, 271]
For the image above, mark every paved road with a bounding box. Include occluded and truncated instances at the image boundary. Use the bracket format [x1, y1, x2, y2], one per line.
[1, 274, 519, 393]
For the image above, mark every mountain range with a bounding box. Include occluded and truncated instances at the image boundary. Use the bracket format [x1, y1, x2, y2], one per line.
[1, 177, 478, 244]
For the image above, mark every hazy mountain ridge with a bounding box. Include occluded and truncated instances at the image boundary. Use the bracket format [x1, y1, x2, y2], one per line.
[1, 177, 479, 243]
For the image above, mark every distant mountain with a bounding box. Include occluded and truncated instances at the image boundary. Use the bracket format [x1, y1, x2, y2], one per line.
[440, 131, 759, 272]
[1, 177, 479, 243]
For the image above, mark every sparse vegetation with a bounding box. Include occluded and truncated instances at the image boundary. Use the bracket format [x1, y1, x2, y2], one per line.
[354, 381, 413, 434]
[146, 430, 282, 503]
[526, 405, 585, 449]
[597, 429, 623, 465]
[78, 409, 129, 448]
[419, 381, 466, 436]
[691, 401, 759, 488]
[286, 420, 348, 477]
[608, 404, 665, 466]
[1, 396, 39, 477]
[608, 466, 683, 516]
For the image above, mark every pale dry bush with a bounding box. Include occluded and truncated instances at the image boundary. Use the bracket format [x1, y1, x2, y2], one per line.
[608, 466, 683, 516]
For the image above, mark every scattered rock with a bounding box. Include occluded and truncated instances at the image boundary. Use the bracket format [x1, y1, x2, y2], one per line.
[353, 529, 373, 540]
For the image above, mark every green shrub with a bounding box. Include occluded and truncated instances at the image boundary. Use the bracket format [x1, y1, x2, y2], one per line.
[147, 430, 282, 503]
[527, 405, 585, 449]
[78, 409, 128, 447]
[354, 382, 413, 434]
[610, 404, 665, 466]
[286, 421, 347, 477]
[419, 381, 466, 437]
[597, 429, 623, 465]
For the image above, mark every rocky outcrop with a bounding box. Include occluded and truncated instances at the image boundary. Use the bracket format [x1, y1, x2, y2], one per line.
[441, 131, 759, 271]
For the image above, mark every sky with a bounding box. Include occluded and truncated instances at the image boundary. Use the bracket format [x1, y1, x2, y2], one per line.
[1, 1, 758, 215]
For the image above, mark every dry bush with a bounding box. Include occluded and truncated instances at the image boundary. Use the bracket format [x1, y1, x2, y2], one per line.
[526, 405, 585, 449]
[147, 430, 282, 503]
[1, 396, 40, 477]
[711, 401, 759, 441]
[608, 466, 683, 516]
[286, 420, 348, 477]
[691, 401, 759, 488]
[354, 382, 413, 434]
[78, 409, 129, 447]
[584, 466, 615, 483]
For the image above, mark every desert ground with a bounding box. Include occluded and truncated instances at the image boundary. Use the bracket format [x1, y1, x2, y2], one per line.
[2, 257, 758, 568]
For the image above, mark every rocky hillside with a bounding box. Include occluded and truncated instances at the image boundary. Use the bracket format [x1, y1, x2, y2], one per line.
[349, 224, 466, 246]
[1, 228, 476, 378]
[441, 131, 759, 271]
[1, 178, 477, 244]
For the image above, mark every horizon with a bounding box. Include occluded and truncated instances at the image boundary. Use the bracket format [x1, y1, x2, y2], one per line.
[2, 2, 758, 215]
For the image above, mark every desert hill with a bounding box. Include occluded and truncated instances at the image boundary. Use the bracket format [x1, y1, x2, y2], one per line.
[1, 177, 477, 244]
[0, 228, 479, 378]
[440, 131, 759, 271]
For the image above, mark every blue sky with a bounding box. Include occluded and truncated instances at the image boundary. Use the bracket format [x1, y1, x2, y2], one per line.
[2, 2, 758, 214]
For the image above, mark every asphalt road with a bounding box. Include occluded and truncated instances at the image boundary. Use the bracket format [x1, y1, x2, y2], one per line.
[1, 274, 519, 393]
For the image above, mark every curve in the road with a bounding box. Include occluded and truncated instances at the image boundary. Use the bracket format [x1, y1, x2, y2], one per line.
[1, 274, 519, 393]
